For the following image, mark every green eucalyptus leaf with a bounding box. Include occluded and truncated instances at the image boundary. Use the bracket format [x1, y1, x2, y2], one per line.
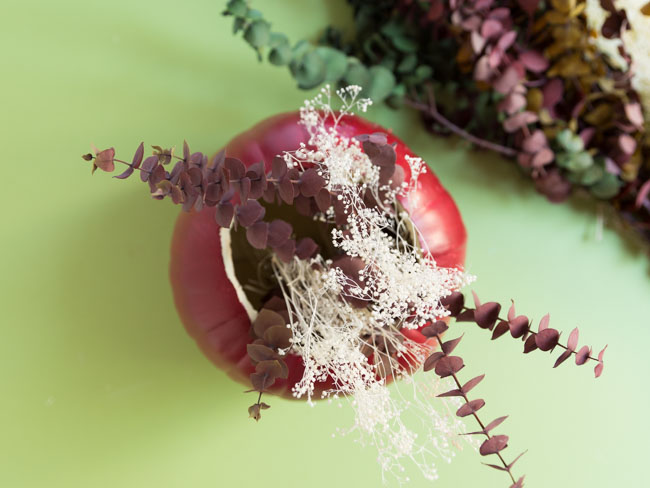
[269, 43, 292, 66]
[367, 65, 396, 103]
[386, 83, 406, 109]
[397, 54, 418, 73]
[291, 51, 327, 89]
[579, 164, 604, 186]
[292, 40, 311, 59]
[224, 0, 247, 17]
[415, 65, 433, 81]
[380, 20, 405, 39]
[314, 46, 348, 82]
[379, 55, 397, 72]
[557, 150, 593, 172]
[556, 129, 583, 153]
[392, 35, 418, 53]
[268, 32, 289, 48]
[244, 20, 271, 49]
[344, 62, 371, 92]
[246, 9, 263, 20]
[567, 164, 604, 185]
[232, 17, 246, 35]
[590, 172, 623, 199]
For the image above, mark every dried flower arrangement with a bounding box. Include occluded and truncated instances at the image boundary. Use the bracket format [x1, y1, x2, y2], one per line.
[224, 0, 650, 245]
[82, 87, 605, 487]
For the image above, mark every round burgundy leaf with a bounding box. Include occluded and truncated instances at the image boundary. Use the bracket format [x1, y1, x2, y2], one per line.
[246, 343, 277, 362]
[423, 351, 444, 372]
[315, 188, 332, 213]
[263, 325, 292, 349]
[421, 320, 449, 337]
[503, 111, 538, 133]
[492, 321, 509, 340]
[519, 50, 549, 72]
[246, 221, 269, 249]
[236, 200, 265, 228]
[523, 334, 537, 353]
[271, 155, 287, 179]
[140, 155, 159, 182]
[274, 239, 296, 263]
[575, 345, 591, 365]
[253, 309, 285, 338]
[461, 374, 485, 394]
[484, 415, 508, 434]
[493, 65, 520, 95]
[457, 399, 485, 417]
[215, 202, 234, 228]
[299, 168, 326, 197]
[538, 313, 550, 331]
[567, 327, 579, 351]
[434, 356, 465, 378]
[267, 220, 292, 248]
[296, 237, 318, 260]
[440, 292, 464, 316]
[535, 328, 559, 351]
[224, 157, 245, 180]
[441, 334, 463, 354]
[553, 349, 572, 368]
[474, 302, 501, 329]
[278, 175, 295, 204]
[480, 435, 509, 456]
[522, 130, 547, 153]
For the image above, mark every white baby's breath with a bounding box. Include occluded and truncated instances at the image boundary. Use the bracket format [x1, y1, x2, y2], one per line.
[272, 86, 474, 483]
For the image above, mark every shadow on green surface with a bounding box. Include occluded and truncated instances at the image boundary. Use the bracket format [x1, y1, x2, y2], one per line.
[50, 187, 240, 402]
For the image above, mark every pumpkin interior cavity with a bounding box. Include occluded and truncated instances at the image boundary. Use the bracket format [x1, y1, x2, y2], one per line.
[228, 200, 337, 312]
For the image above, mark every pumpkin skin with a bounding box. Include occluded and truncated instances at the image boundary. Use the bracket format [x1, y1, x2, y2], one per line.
[169, 112, 467, 398]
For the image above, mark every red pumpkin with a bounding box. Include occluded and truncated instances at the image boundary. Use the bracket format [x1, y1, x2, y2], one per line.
[169, 112, 467, 398]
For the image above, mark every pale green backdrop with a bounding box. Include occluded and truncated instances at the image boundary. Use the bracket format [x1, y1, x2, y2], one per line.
[1, 1, 648, 487]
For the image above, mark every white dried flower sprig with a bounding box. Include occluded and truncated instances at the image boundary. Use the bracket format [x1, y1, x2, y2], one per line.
[268, 86, 474, 483]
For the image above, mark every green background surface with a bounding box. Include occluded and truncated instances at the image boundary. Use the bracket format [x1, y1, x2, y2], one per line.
[2, 1, 649, 487]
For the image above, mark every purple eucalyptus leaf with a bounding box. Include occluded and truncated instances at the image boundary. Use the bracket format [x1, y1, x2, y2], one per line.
[423, 351, 444, 372]
[236, 200, 265, 228]
[474, 302, 501, 329]
[441, 291, 464, 316]
[492, 321, 510, 340]
[215, 202, 234, 228]
[456, 399, 485, 417]
[462, 374, 485, 394]
[441, 334, 463, 354]
[553, 349, 572, 368]
[267, 220, 292, 248]
[299, 168, 326, 197]
[519, 50, 549, 72]
[535, 328, 559, 351]
[479, 435, 509, 456]
[434, 356, 464, 378]
[421, 320, 449, 337]
[485, 415, 508, 433]
[575, 345, 591, 365]
[296, 237, 318, 260]
[246, 221, 269, 249]
[567, 327, 579, 351]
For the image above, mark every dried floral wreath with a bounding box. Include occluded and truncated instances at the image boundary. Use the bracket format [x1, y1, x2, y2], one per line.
[224, 0, 650, 245]
[82, 87, 605, 487]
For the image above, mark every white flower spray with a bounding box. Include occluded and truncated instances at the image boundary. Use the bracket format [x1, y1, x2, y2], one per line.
[273, 86, 475, 483]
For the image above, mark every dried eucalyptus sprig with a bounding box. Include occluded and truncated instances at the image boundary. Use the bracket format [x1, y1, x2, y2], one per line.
[82, 141, 326, 263]
[421, 320, 526, 488]
[441, 291, 607, 377]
